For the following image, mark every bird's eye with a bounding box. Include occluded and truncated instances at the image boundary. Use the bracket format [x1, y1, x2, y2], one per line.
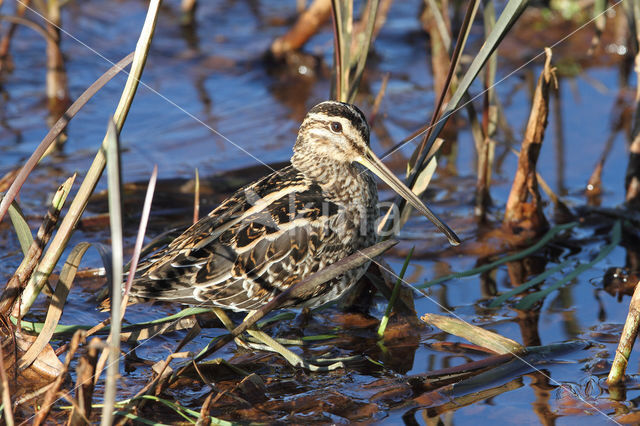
[330, 121, 343, 133]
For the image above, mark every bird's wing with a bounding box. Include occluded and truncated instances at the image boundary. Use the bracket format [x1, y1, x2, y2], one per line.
[130, 165, 344, 310]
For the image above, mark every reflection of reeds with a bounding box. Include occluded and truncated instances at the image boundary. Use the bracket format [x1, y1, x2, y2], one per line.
[476, 0, 498, 222]
[180, 0, 197, 26]
[270, 0, 332, 59]
[625, 1, 640, 205]
[44, 0, 71, 153]
[0, 0, 29, 72]
[0, 52, 135, 224]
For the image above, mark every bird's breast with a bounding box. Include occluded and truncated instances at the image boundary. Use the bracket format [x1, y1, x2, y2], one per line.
[317, 166, 378, 250]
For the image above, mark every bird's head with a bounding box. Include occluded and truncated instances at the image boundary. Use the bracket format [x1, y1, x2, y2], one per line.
[294, 101, 460, 246]
[295, 100, 371, 163]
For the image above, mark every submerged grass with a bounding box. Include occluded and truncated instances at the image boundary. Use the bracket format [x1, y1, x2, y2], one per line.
[377, 246, 414, 338]
[515, 220, 622, 310]
[110, 395, 235, 425]
[419, 221, 578, 289]
[488, 259, 572, 308]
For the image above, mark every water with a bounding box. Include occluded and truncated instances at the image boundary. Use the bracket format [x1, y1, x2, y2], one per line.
[0, 1, 637, 423]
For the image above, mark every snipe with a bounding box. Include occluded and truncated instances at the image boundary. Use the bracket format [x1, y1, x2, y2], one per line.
[129, 101, 459, 311]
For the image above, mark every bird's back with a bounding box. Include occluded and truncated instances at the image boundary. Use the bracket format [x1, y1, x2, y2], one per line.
[130, 164, 377, 311]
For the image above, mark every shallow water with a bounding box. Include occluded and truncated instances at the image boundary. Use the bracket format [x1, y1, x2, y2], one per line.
[1, 0, 638, 424]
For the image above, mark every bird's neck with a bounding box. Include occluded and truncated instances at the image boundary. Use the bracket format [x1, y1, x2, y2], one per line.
[292, 150, 348, 184]
[291, 151, 373, 205]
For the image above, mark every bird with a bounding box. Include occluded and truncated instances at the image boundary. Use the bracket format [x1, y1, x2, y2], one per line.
[128, 101, 459, 312]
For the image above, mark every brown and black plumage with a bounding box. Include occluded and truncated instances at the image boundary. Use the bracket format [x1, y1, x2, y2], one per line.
[129, 101, 459, 312]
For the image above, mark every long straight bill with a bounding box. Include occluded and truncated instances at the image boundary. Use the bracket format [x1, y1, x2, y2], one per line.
[357, 148, 460, 246]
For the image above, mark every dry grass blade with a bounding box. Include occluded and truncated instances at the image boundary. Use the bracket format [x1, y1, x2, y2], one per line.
[401, 139, 442, 229]
[17, 242, 91, 370]
[102, 118, 124, 426]
[0, 342, 13, 426]
[413, 379, 522, 416]
[0, 52, 134, 224]
[421, 313, 524, 354]
[32, 330, 84, 426]
[378, 139, 443, 233]
[119, 317, 197, 342]
[193, 167, 199, 224]
[411, 342, 585, 412]
[330, 0, 381, 103]
[503, 48, 556, 234]
[409, 354, 514, 392]
[197, 392, 214, 426]
[452, 342, 585, 392]
[0, 174, 75, 316]
[69, 337, 100, 426]
[18, 0, 160, 316]
[121, 165, 158, 315]
[386, 1, 480, 236]
[403, 353, 516, 394]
